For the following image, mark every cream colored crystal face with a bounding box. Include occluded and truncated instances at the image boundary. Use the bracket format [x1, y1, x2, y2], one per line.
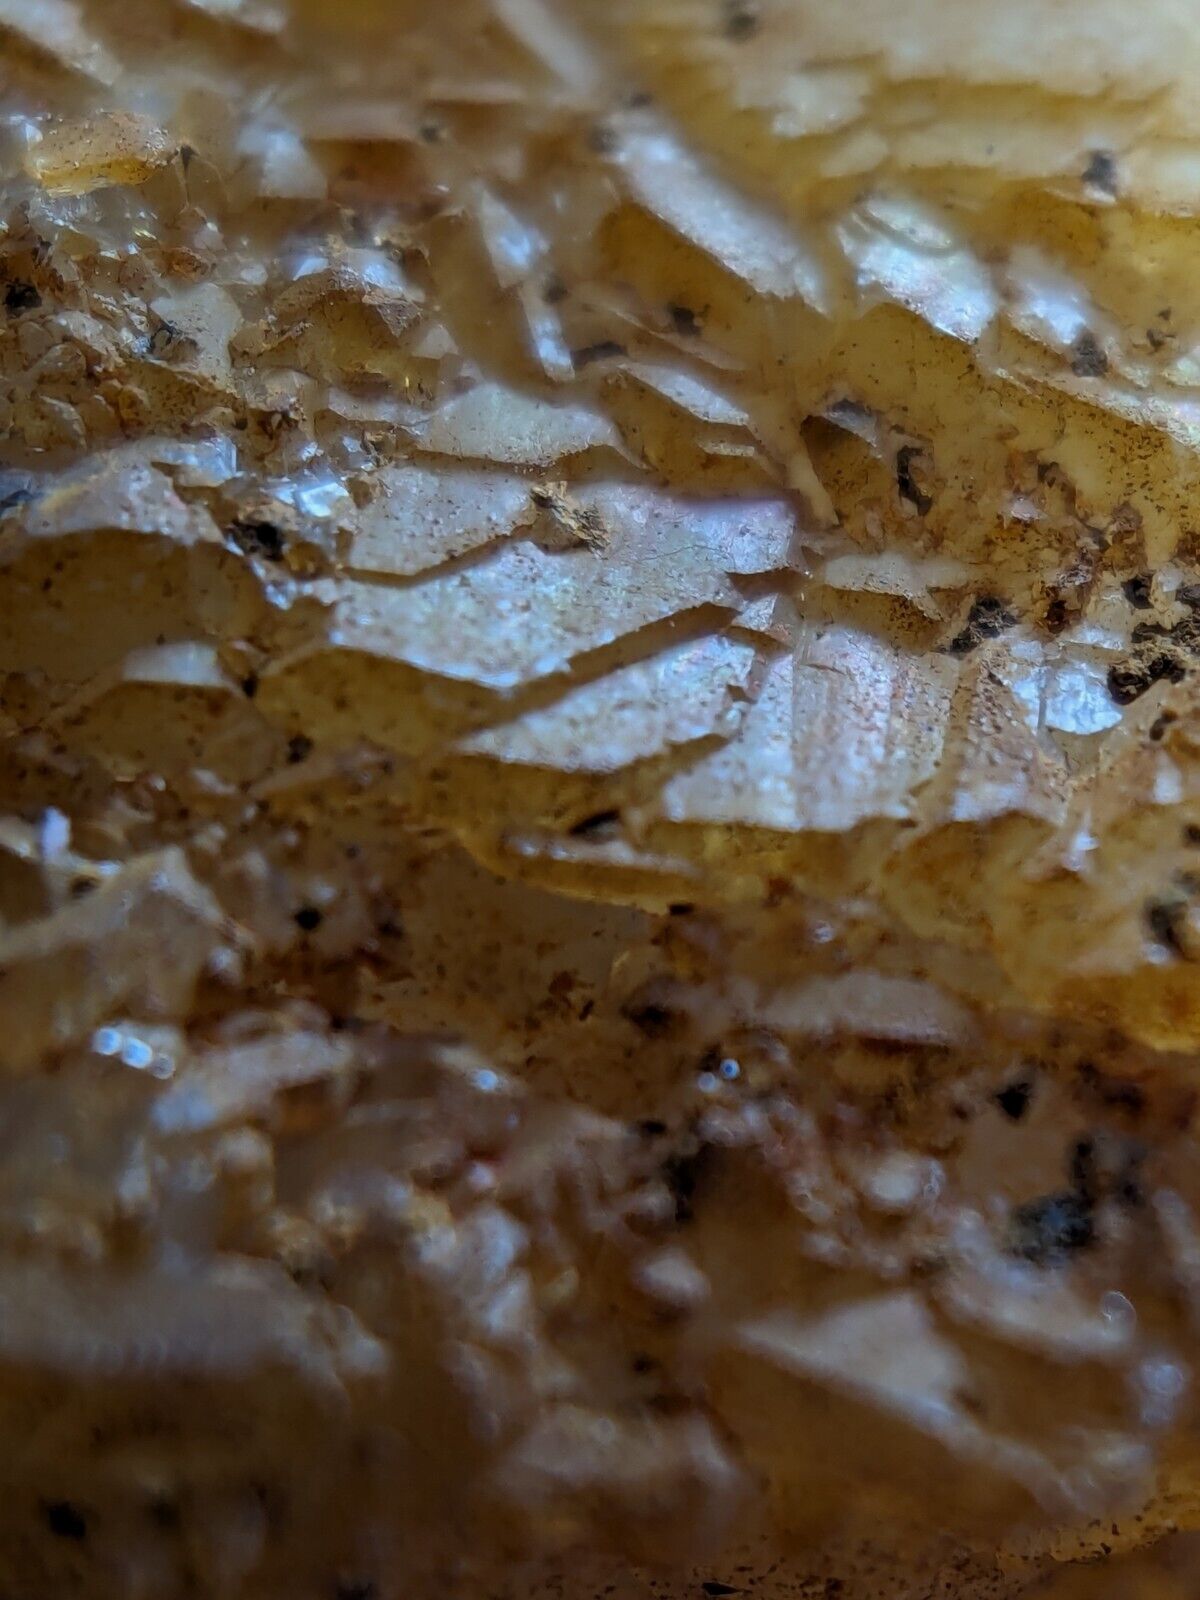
[8, 2, 1200, 1597]
[6, 0, 1200, 1046]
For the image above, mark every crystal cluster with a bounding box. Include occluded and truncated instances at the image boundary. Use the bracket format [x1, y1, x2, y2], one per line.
[6, 1, 1200, 1596]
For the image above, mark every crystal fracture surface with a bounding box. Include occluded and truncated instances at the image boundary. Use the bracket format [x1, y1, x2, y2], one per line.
[6, 1, 1200, 1596]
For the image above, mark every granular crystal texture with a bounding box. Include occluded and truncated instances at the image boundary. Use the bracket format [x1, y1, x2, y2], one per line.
[7, 2, 1200, 1597]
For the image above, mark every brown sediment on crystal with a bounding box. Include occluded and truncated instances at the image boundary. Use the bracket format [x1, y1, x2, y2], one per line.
[8, 0, 1200, 1595]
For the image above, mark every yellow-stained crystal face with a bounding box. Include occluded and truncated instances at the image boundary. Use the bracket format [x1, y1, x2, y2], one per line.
[8, 2, 1200, 1597]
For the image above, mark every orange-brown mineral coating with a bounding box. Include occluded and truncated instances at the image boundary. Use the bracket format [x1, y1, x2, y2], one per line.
[0, 958, 1199, 1599]
[7, 0, 1200, 1596]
